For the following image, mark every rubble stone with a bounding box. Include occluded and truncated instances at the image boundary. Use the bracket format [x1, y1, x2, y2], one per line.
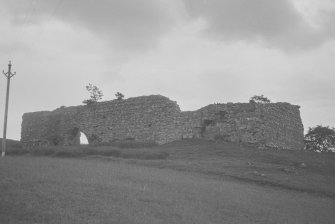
[21, 95, 304, 150]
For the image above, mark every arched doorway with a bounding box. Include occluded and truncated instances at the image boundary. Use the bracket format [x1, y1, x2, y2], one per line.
[66, 127, 90, 145]
[79, 131, 89, 145]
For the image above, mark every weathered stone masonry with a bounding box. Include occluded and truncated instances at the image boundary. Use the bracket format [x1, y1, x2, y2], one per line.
[21, 95, 305, 150]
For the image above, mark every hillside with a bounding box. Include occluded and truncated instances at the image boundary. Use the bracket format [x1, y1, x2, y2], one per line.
[125, 140, 335, 199]
[0, 138, 22, 151]
[6, 139, 335, 198]
[1, 141, 335, 223]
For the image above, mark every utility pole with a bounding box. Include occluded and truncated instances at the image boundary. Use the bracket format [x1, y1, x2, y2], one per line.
[2, 61, 16, 157]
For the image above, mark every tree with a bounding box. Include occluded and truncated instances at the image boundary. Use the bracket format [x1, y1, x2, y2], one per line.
[305, 125, 335, 152]
[83, 83, 103, 105]
[249, 95, 271, 104]
[115, 92, 125, 100]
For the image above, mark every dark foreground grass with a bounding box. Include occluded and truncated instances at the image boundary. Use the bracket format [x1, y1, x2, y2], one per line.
[124, 139, 335, 199]
[6, 144, 169, 160]
[4, 139, 335, 199]
[4, 138, 166, 160]
[0, 138, 23, 154]
[1, 140, 335, 223]
[1, 156, 335, 224]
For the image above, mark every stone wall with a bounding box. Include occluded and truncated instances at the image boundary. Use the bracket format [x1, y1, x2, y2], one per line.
[21, 95, 181, 148]
[262, 103, 304, 150]
[177, 102, 304, 150]
[21, 95, 305, 150]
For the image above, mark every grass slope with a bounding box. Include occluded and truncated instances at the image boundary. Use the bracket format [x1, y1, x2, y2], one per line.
[0, 138, 21, 150]
[149, 140, 335, 198]
[5, 139, 335, 198]
[1, 139, 335, 223]
[1, 156, 335, 224]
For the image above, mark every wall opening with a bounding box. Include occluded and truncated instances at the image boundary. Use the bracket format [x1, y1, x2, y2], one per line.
[80, 131, 89, 145]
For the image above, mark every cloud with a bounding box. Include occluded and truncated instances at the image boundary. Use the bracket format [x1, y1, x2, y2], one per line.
[1, 0, 178, 52]
[3, 0, 335, 52]
[182, 0, 335, 51]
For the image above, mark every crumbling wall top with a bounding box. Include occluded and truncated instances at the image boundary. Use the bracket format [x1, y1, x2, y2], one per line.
[21, 95, 304, 150]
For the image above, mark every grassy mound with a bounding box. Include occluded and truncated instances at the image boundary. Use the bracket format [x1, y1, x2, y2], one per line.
[7, 143, 169, 160]
[0, 138, 23, 154]
[3, 139, 335, 198]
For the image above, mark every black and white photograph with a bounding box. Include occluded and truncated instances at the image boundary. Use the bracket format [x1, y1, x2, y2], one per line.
[0, 0, 334, 223]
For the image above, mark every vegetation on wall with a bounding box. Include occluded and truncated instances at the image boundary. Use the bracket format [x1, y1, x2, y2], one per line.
[83, 84, 103, 105]
[115, 92, 125, 100]
[249, 95, 271, 104]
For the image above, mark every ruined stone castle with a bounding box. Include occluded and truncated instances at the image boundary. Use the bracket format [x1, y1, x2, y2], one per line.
[21, 95, 305, 150]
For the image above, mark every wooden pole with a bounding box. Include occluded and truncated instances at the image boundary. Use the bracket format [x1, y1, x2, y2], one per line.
[2, 61, 16, 157]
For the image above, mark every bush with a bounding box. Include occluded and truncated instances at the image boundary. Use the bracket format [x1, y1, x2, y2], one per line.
[249, 95, 271, 104]
[83, 84, 103, 105]
[115, 92, 125, 100]
[305, 125, 335, 152]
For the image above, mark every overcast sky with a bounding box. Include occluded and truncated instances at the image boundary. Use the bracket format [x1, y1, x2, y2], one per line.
[0, 0, 334, 140]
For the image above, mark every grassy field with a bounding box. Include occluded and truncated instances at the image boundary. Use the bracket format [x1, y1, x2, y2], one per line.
[1, 140, 335, 223]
